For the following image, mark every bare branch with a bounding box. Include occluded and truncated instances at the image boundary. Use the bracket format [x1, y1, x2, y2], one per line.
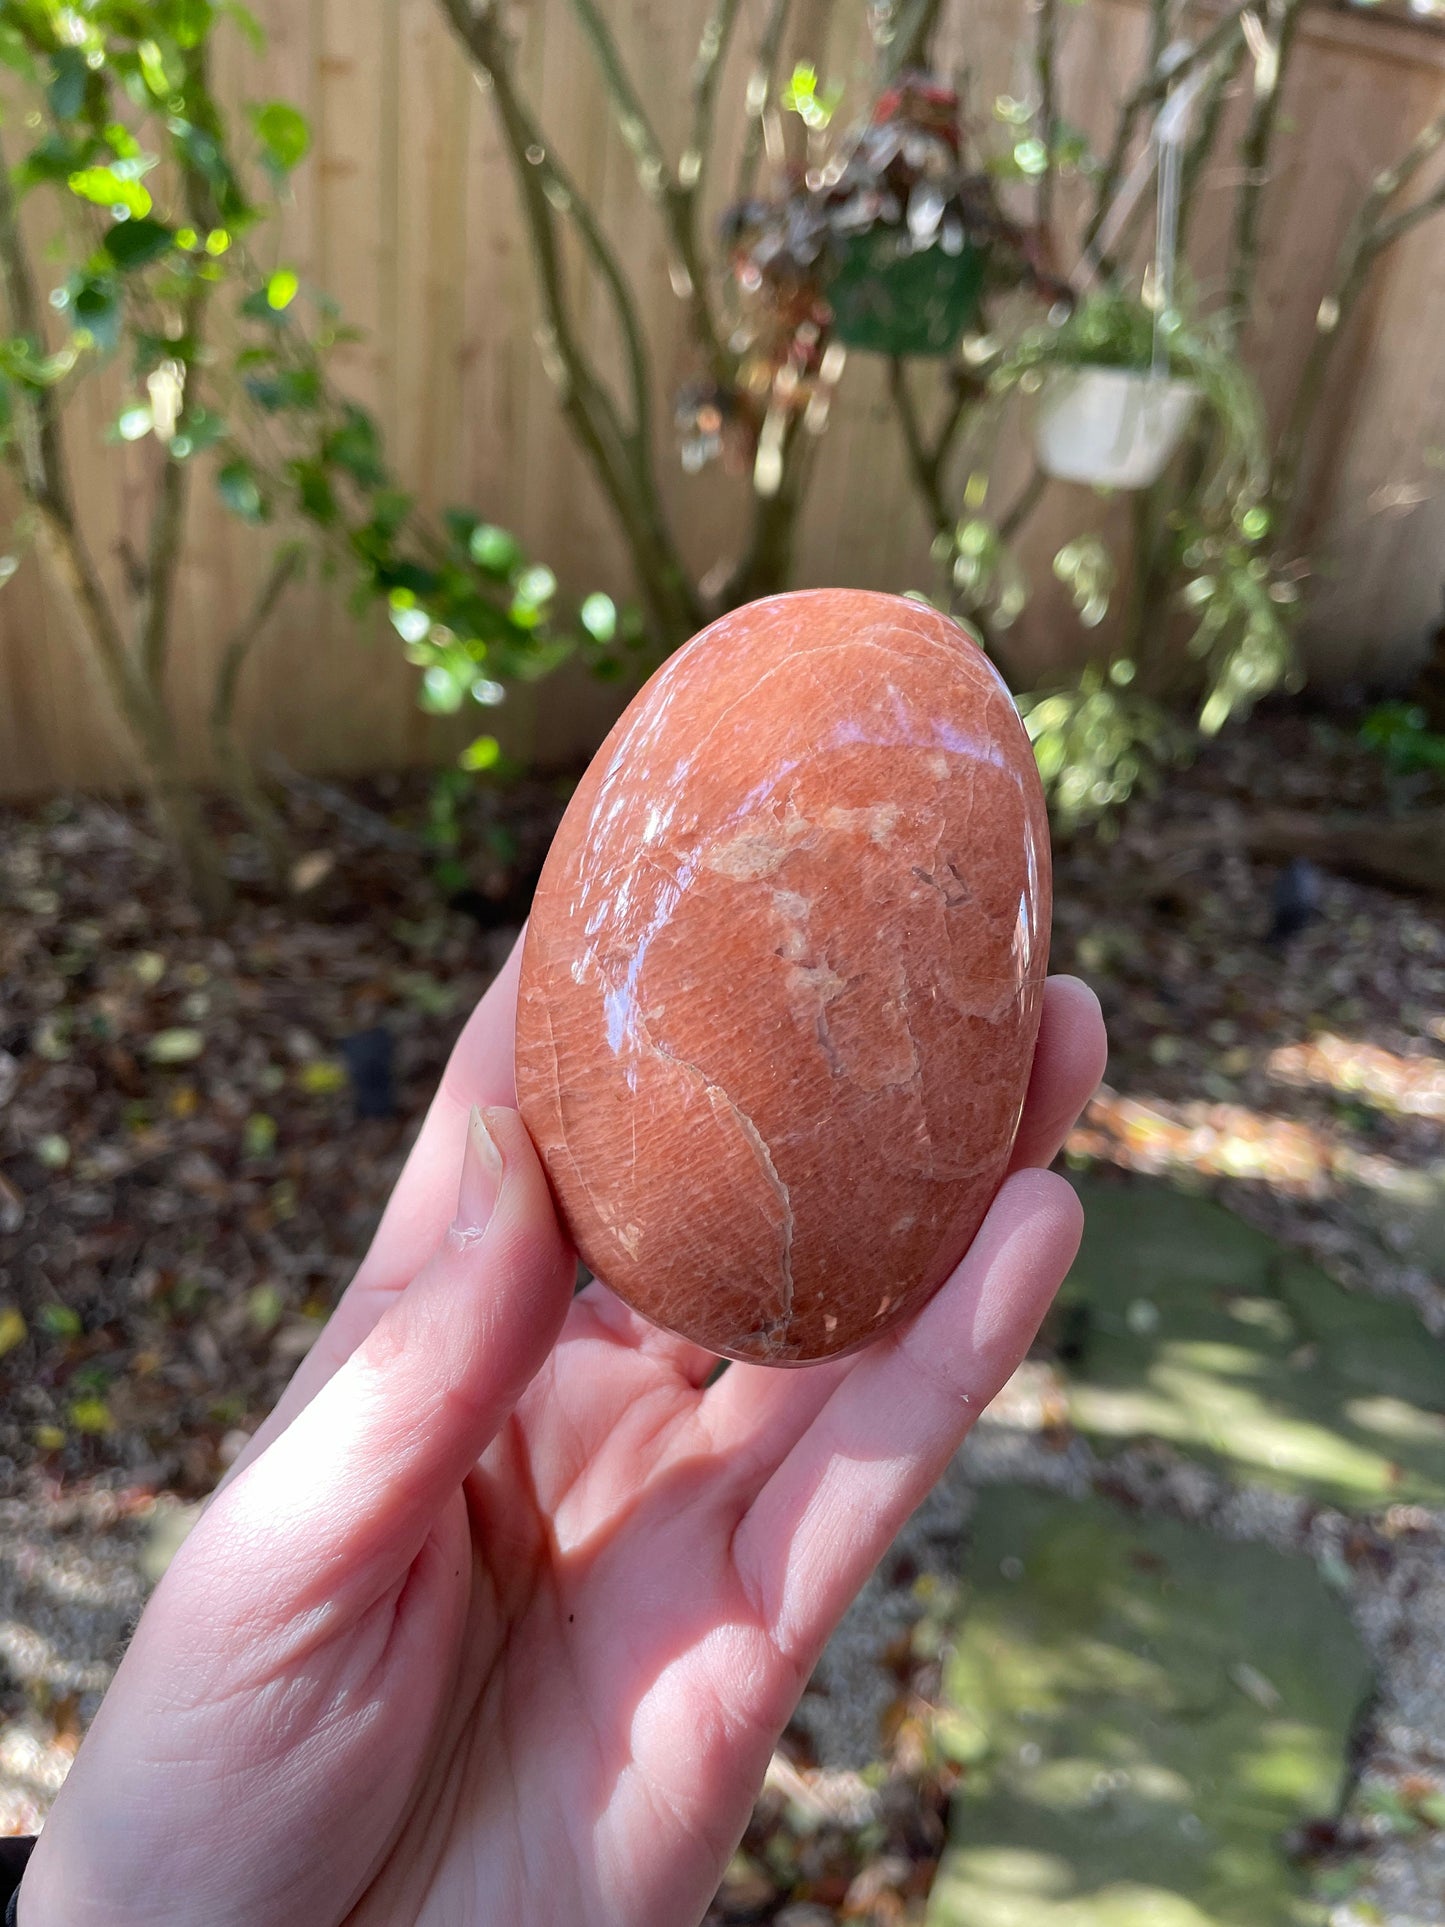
[1273, 104, 1445, 517]
[1034, 0, 1061, 236]
[1175, 38, 1245, 260]
[1225, 0, 1307, 341]
[211, 548, 303, 877]
[0, 133, 229, 917]
[682, 0, 745, 206]
[888, 359, 979, 538]
[438, 0, 701, 645]
[1368, 172, 1445, 254]
[139, 47, 219, 689]
[568, 0, 732, 383]
[878, 0, 946, 83]
[735, 0, 796, 205]
[1084, 1, 1250, 259]
[998, 464, 1047, 544]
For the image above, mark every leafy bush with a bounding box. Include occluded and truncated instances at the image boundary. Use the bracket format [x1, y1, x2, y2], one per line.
[0, 0, 588, 912]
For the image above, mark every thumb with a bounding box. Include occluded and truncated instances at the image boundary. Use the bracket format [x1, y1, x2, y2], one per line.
[202, 1106, 574, 1618]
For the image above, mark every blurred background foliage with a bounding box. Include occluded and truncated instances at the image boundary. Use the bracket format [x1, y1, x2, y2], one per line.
[2, 0, 1444, 896]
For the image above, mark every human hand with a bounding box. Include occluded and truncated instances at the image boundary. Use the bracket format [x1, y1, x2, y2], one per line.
[20, 940, 1105, 1927]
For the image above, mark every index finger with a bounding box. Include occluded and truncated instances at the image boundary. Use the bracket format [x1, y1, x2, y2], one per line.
[221, 930, 527, 1485]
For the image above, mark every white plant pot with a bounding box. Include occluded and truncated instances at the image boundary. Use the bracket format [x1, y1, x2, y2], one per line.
[1034, 366, 1201, 490]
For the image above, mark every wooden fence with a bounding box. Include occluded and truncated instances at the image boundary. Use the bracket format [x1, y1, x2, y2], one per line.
[2, 0, 1443, 798]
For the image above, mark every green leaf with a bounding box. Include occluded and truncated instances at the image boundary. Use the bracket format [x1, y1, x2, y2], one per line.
[390, 600, 432, 646]
[68, 1397, 114, 1436]
[221, 2, 267, 52]
[580, 591, 617, 644]
[324, 406, 385, 487]
[18, 134, 98, 189]
[48, 48, 91, 122]
[216, 460, 267, 523]
[170, 406, 227, 458]
[289, 461, 338, 525]
[0, 1308, 26, 1360]
[104, 219, 176, 272]
[251, 101, 311, 176]
[169, 0, 215, 49]
[67, 275, 122, 353]
[469, 523, 520, 577]
[138, 38, 185, 100]
[243, 365, 320, 411]
[38, 1304, 83, 1339]
[266, 268, 299, 311]
[105, 123, 144, 162]
[420, 666, 466, 715]
[460, 734, 501, 772]
[69, 167, 155, 219]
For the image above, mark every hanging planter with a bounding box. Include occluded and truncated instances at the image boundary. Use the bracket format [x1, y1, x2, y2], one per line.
[1034, 365, 1200, 489]
[826, 222, 987, 358]
[997, 289, 1265, 498]
[715, 75, 1055, 404]
[815, 77, 998, 360]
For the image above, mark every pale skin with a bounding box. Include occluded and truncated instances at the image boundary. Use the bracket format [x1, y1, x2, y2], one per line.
[20, 939, 1106, 1927]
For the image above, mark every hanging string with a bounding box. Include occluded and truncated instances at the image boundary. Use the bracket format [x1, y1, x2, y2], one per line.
[1074, 41, 1209, 299]
[1151, 106, 1185, 381]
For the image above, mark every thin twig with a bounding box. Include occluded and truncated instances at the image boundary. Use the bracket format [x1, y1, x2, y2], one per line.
[568, 0, 732, 383]
[1083, 1, 1250, 260]
[139, 47, 219, 690]
[1370, 174, 1445, 252]
[888, 358, 979, 538]
[1034, 0, 1060, 237]
[735, 0, 796, 205]
[1225, 0, 1307, 341]
[879, 0, 946, 83]
[998, 464, 1047, 544]
[438, 0, 701, 646]
[1273, 105, 1445, 518]
[0, 127, 229, 919]
[1175, 39, 1245, 260]
[682, 0, 745, 212]
[211, 549, 304, 876]
[265, 759, 428, 852]
[212, 548, 304, 741]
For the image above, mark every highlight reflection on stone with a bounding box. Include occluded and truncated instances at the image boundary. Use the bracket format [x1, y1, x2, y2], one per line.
[515, 589, 1052, 1365]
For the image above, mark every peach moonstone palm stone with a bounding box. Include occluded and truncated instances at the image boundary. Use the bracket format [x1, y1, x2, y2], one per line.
[515, 589, 1051, 1365]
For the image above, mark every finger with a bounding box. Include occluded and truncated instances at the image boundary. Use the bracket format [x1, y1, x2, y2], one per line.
[356, 930, 529, 1295]
[732, 1169, 1083, 1670]
[1007, 975, 1108, 1175]
[203, 1107, 574, 1620]
[222, 935, 528, 1487]
[704, 974, 1104, 1464]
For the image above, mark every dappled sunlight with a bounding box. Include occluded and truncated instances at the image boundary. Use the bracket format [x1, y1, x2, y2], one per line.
[1066, 1067, 1441, 1201]
[1267, 1033, 1445, 1122]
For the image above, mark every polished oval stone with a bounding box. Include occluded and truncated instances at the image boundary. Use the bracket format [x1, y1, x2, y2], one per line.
[515, 589, 1051, 1365]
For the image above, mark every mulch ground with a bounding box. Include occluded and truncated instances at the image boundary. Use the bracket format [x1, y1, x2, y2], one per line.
[1, 707, 1442, 1919]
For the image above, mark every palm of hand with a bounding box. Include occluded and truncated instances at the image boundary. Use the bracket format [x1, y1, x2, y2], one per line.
[355, 1315, 803, 1927]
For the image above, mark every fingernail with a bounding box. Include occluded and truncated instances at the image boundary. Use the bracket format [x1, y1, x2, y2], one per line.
[457, 1105, 505, 1231]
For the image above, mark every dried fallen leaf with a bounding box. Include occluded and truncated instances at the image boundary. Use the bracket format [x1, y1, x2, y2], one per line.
[68, 1398, 114, 1436]
[291, 850, 336, 894]
[0, 1169, 25, 1234]
[146, 1028, 206, 1065]
[0, 1307, 27, 1358]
